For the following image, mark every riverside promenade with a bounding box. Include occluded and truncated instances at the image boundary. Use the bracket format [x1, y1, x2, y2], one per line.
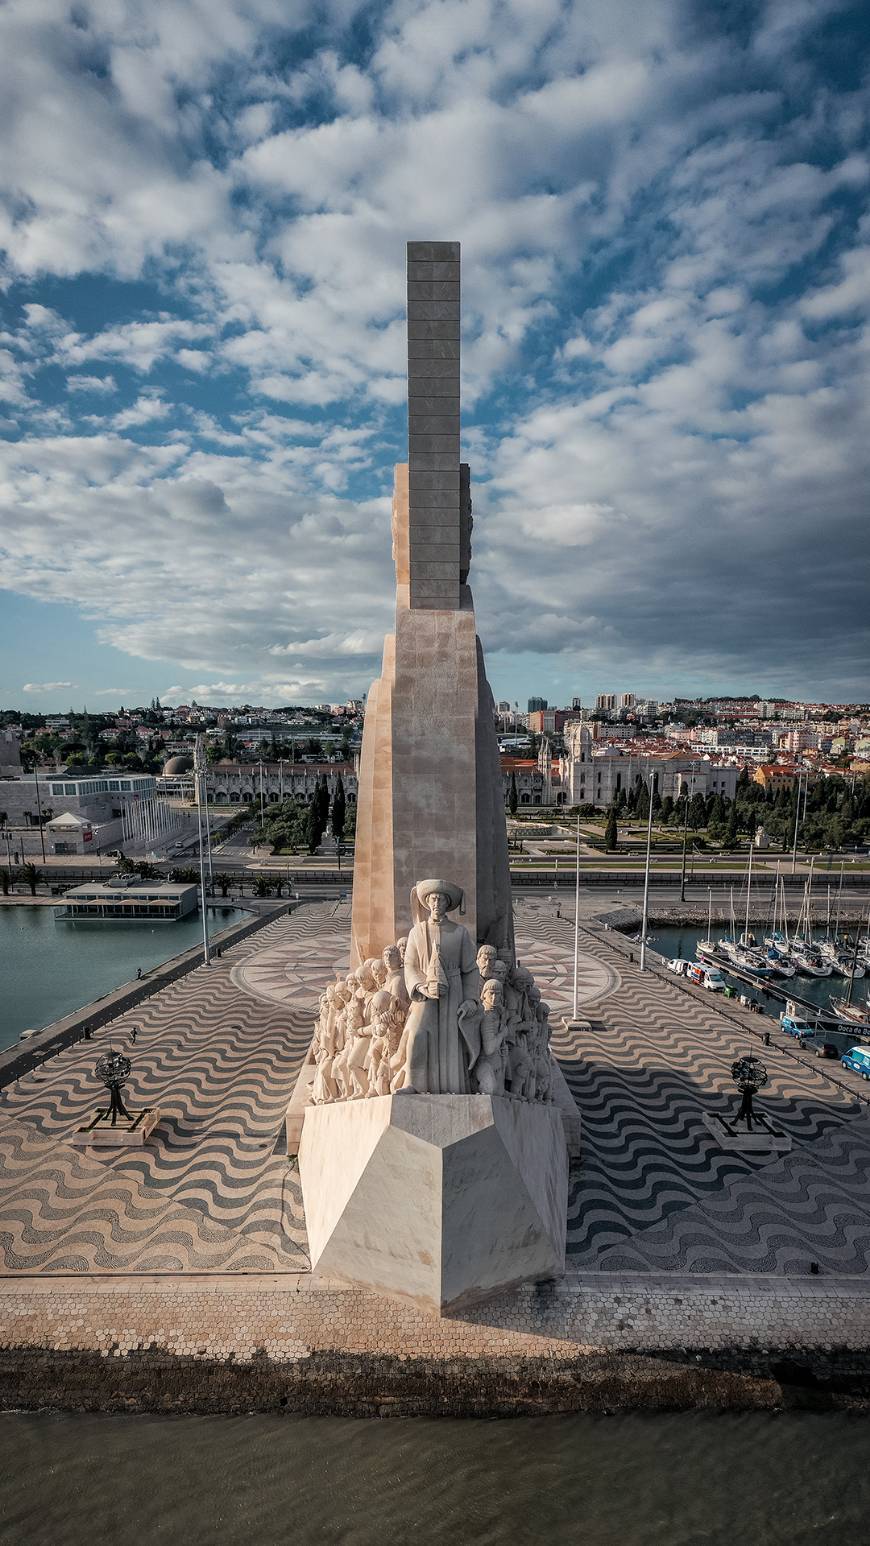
[3, 898, 870, 1407]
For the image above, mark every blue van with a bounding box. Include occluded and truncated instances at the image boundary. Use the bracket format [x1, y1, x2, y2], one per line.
[841, 1046, 870, 1079]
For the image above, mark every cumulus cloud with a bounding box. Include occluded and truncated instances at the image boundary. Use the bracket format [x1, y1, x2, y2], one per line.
[22, 681, 75, 693]
[66, 374, 119, 395]
[0, 0, 868, 703]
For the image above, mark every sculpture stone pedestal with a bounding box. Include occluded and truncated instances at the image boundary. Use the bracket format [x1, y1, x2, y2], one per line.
[702, 1111, 791, 1153]
[298, 1093, 568, 1315]
[70, 1107, 162, 1149]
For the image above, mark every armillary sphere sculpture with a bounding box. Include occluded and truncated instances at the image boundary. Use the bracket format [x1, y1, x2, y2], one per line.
[730, 1054, 769, 1132]
[94, 1049, 133, 1126]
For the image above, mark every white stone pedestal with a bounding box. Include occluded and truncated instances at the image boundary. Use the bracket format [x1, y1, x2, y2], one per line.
[298, 1093, 568, 1315]
[70, 1107, 162, 1149]
[702, 1110, 791, 1153]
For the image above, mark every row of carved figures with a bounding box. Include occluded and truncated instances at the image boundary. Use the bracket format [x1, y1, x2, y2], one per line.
[310, 879, 553, 1103]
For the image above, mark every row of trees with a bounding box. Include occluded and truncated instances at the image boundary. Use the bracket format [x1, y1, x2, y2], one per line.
[1, 863, 43, 895]
[603, 771, 870, 852]
[257, 775, 352, 856]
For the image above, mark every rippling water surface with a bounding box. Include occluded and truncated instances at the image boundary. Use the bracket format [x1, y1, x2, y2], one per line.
[0, 904, 249, 1047]
[2, 1411, 867, 1545]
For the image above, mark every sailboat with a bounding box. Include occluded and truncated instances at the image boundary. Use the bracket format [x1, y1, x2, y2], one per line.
[789, 876, 832, 976]
[730, 842, 775, 976]
[762, 870, 795, 976]
[697, 890, 719, 961]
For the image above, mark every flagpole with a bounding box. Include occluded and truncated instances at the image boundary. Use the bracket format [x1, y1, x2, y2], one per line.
[194, 735, 210, 967]
[639, 772, 654, 972]
[572, 810, 581, 1019]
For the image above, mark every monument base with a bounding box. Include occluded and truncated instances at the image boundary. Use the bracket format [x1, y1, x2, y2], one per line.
[286, 1054, 582, 1159]
[702, 1111, 791, 1153]
[298, 1093, 568, 1315]
[70, 1107, 162, 1149]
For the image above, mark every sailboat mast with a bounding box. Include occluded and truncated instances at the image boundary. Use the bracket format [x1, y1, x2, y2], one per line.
[745, 841, 753, 941]
[835, 862, 844, 938]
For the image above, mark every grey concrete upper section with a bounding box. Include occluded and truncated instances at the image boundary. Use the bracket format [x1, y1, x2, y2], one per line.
[407, 240, 461, 610]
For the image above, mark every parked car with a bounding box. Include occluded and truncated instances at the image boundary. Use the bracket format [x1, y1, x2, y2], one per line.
[841, 1046, 870, 1079]
[702, 968, 726, 992]
[667, 958, 692, 976]
[780, 1011, 816, 1041]
[686, 962, 724, 991]
[813, 1040, 840, 1059]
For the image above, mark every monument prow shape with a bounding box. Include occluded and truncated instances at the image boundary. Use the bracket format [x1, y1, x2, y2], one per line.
[350, 241, 513, 966]
[297, 243, 569, 1316]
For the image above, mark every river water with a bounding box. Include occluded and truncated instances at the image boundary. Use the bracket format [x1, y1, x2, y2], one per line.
[0, 905, 249, 1048]
[1, 1411, 866, 1544]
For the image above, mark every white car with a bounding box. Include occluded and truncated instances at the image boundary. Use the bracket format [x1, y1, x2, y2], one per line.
[667, 958, 692, 976]
[703, 968, 726, 992]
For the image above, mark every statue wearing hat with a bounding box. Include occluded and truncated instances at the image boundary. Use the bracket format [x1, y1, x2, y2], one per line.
[403, 879, 481, 1094]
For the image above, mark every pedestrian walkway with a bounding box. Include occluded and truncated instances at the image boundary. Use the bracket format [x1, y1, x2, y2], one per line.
[2, 899, 869, 1281]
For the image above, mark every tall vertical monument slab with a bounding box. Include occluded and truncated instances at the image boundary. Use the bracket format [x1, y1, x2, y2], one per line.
[298, 240, 573, 1316]
[351, 242, 512, 965]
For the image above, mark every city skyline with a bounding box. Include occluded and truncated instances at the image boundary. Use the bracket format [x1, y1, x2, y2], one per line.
[1, 1, 869, 709]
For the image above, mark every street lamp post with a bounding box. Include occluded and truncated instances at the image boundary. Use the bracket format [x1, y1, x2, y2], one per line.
[639, 772, 654, 973]
[33, 764, 47, 865]
[572, 811, 581, 1020]
[194, 736, 211, 967]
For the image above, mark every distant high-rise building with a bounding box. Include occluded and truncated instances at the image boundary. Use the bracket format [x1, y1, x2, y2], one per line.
[527, 696, 548, 713]
[595, 693, 617, 713]
[619, 692, 636, 709]
[571, 695, 584, 710]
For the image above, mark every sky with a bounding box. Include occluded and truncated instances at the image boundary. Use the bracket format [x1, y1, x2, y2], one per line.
[0, 0, 869, 713]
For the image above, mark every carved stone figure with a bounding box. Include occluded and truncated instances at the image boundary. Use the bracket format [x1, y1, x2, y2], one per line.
[534, 999, 553, 1102]
[383, 944, 410, 1009]
[476, 943, 498, 983]
[472, 978, 508, 1096]
[342, 997, 373, 1098]
[396, 936, 407, 963]
[403, 880, 481, 1094]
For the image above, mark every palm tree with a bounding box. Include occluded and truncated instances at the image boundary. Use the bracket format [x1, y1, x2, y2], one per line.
[22, 862, 42, 896]
[214, 872, 232, 898]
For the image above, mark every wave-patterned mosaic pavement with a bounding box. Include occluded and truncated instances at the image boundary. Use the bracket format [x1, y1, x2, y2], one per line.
[4, 896, 870, 1278]
[537, 911, 870, 1276]
[0, 910, 332, 1274]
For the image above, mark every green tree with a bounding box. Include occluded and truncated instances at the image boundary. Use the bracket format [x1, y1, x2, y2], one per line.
[22, 862, 42, 896]
[331, 774, 346, 844]
[688, 791, 707, 830]
[253, 874, 273, 897]
[508, 771, 518, 816]
[307, 790, 325, 854]
[316, 774, 330, 832]
[604, 806, 618, 852]
[215, 872, 232, 897]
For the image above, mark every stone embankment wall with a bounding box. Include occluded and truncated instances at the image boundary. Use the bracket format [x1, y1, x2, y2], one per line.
[3, 1273, 870, 1414]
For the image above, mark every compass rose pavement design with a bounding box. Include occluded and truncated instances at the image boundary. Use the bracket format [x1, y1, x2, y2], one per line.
[230, 900, 618, 1017]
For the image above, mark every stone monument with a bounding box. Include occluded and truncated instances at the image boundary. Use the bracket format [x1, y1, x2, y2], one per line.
[350, 240, 512, 967]
[296, 243, 569, 1314]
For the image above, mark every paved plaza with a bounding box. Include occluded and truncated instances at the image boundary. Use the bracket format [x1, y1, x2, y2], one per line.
[2, 899, 870, 1278]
